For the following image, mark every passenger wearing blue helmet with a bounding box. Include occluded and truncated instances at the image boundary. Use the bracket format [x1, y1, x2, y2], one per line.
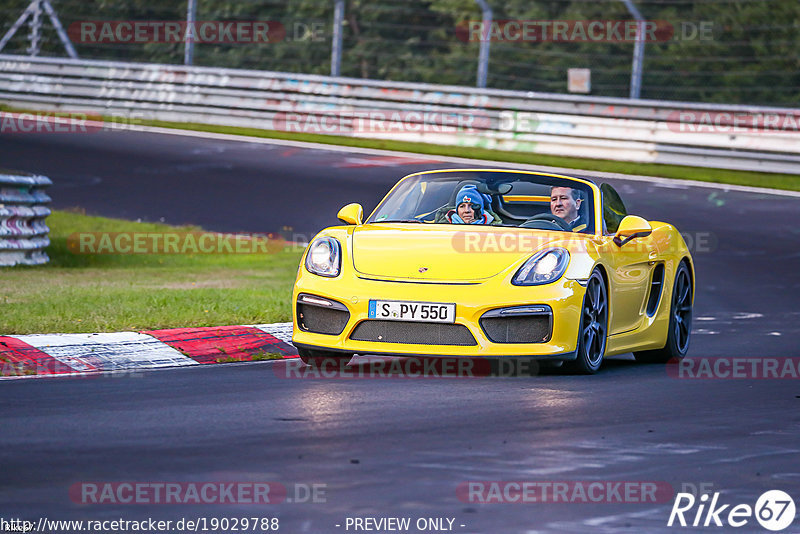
[445, 185, 493, 224]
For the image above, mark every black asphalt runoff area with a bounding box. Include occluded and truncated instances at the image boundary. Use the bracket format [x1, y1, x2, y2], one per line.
[1, 129, 799, 533]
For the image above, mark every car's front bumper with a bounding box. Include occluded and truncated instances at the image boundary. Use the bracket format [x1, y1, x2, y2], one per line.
[292, 273, 585, 359]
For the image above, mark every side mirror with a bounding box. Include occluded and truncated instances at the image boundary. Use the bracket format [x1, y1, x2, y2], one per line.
[337, 203, 363, 225]
[613, 215, 652, 247]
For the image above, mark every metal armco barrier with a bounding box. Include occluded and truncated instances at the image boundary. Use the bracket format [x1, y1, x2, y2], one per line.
[0, 171, 51, 266]
[0, 55, 798, 174]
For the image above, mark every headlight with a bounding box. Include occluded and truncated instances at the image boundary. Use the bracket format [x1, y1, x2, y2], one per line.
[305, 237, 342, 277]
[512, 247, 570, 286]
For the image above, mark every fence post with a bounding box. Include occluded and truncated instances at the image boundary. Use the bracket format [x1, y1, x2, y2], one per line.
[621, 0, 645, 99]
[331, 0, 345, 77]
[474, 0, 492, 88]
[184, 0, 198, 66]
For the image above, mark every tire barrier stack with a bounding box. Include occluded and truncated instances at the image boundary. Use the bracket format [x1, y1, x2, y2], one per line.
[0, 171, 51, 266]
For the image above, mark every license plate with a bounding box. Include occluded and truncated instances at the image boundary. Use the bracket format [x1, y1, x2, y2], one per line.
[369, 300, 456, 323]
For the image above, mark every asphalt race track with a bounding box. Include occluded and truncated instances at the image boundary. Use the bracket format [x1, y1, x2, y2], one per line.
[1, 129, 799, 533]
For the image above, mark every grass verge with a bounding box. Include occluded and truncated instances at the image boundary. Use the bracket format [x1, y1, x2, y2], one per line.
[0, 209, 303, 334]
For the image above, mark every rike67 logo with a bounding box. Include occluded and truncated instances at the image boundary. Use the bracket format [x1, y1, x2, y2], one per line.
[668, 490, 796, 531]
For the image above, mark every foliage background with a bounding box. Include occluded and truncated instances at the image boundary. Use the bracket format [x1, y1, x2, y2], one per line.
[1, 0, 798, 105]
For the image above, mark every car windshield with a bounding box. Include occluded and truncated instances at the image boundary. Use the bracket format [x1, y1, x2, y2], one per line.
[366, 170, 596, 234]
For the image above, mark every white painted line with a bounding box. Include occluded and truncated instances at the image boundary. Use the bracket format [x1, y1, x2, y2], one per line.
[105, 122, 800, 198]
[14, 332, 198, 372]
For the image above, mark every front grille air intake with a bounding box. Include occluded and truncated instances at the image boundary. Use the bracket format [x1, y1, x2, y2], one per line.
[480, 305, 552, 344]
[350, 321, 477, 346]
[297, 294, 350, 335]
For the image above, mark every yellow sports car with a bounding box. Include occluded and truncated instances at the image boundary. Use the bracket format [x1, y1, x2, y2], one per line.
[292, 169, 694, 374]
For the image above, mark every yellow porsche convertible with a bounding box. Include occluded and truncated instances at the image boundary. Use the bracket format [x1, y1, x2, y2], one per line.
[292, 169, 694, 374]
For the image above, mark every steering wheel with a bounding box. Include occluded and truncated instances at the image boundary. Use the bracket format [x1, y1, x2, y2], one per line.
[520, 212, 572, 231]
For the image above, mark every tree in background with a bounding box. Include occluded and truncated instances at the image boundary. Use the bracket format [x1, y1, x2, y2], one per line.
[0, 0, 797, 105]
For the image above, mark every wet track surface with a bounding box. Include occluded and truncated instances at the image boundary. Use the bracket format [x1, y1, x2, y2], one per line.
[1, 130, 799, 533]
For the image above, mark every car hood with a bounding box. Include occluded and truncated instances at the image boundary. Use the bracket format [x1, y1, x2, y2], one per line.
[351, 224, 565, 281]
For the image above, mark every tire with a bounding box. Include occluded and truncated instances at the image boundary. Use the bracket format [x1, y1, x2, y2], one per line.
[565, 270, 608, 374]
[634, 261, 693, 364]
[297, 347, 353, 368]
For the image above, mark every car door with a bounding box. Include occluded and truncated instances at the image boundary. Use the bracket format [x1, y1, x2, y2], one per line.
[598, 183, 657, 335]
[599, 234, 657, 335]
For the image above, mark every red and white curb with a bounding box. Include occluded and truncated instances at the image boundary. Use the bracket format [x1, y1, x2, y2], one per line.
[0, 323, 297, 379]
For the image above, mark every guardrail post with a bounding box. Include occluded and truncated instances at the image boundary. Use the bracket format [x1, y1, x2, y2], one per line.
[0, 171, 52, 267]
[184, 0, 198, 66]
[331, 0, 345, 77]
[474, 0, 492, 88]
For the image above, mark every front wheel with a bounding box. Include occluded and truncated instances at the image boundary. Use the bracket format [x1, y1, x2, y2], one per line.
[297, 348, 353, 367]
[565, 270, 608, 374]
[635, 261, 693, 363]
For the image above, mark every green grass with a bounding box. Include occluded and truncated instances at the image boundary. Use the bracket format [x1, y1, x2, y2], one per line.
[216, 351, 284, 363]
[2, 104, 798, 191]
[0, 209, 303, 334]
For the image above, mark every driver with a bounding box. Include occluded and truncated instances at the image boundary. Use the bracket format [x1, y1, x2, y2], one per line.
[446, 185, 493, 224]
[550, 186, 587, 232]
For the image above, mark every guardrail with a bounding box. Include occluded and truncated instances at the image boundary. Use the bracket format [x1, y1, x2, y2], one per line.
[1, 54, 798, 174]
[0, 170, 51, 266]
